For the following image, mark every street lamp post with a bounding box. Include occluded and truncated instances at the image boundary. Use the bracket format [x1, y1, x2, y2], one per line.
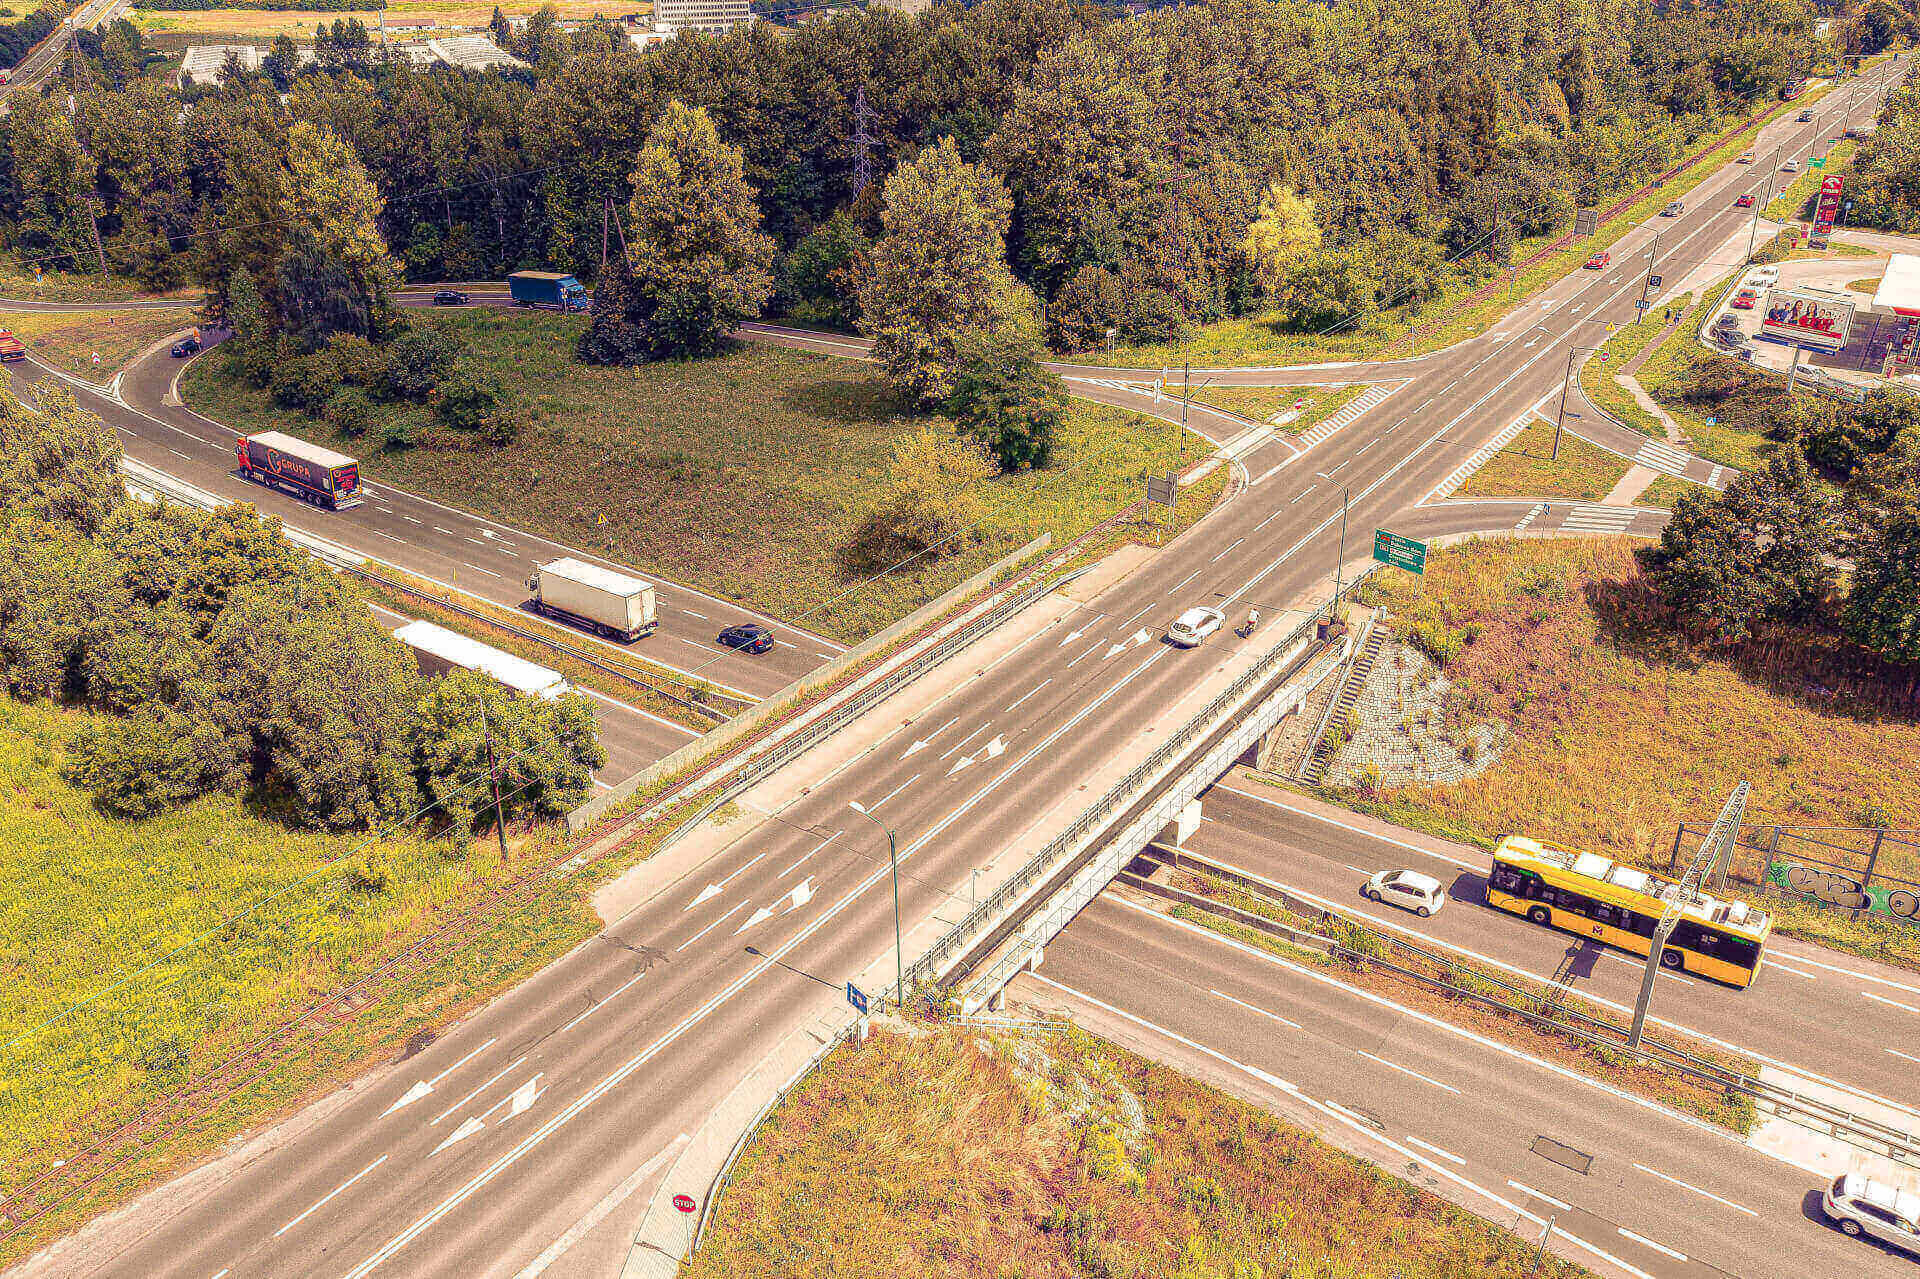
[848, 800, 904, 1013]
[1552, 346, 1602, 461]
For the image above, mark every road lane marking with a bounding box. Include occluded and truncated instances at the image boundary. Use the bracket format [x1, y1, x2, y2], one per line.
[557, 970, 647, 1038]
[685, 852, 768, 910]
[1357, 1050, 1460, 1094]
[1066, 638, 1103, 668]
[1507, 1179, 1572, 1212]
[866, 772, 919, 812]
[1889, 1048, 1920, 1065]
[1763, 956, 1816, 979]
[579, 688, 702, 738]
[780, 830, 840, 880]
[510, 1135, 689, 1279]
[1864, 991, 1920, 1015]
[273, 1155, 388, 1238]
[1210, 987, 1301, 1028]
[1004, 680, 1050, 713]
[1776, 949, 1920, 997]
[462, 562, 501, 578]
[939, 724, 988, 761]
[1211, 537, 1244, 562]
[432, 1056, 527, 1126]
[682, 609, 706, 618]
[1211, 784, 1481, 869]
[1167, 568, 1202, 595]
[1631, 1163, 1757, 1216]
[435, 526, 458, 535]
[1617, 1227, 1686, 1261]
[674, 901, 746, 952]
[1407, 1136, 1465, 1165]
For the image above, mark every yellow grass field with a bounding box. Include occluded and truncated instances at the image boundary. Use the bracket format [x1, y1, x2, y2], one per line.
[133, 0, 640, 39]
[0, 307, 196, 378]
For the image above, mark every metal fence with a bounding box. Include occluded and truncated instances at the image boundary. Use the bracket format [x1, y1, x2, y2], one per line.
[1671, 822, 1920, 913]
[895, 571, 1373, 1011]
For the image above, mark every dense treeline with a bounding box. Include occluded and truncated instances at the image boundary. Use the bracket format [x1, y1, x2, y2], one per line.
[0, 3, 60, 69]
[1838, 81, 1920, 229]
[0, 384, 603, 829]
[140, 0, 381, 11]
[0, 0, 1831, 344]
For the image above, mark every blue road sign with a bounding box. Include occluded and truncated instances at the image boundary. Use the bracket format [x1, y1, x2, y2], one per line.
[847, 982, 869, 1016]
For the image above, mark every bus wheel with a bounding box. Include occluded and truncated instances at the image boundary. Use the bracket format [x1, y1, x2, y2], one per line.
[1527, 906, 1550, 926]
[1660, 949, 1684, 970]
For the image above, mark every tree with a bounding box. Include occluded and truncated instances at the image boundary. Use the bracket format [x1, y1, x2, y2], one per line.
[859, 137, 1027, 406]
[1241, 183, 1321, 299]
[624, 101, 776, 359]
[263, 34, 300, 91]
[269, 121, 402, 349]
[578, 250, 652, 366]
[1048, 265, 1123, 352]
[7, 95, 101, 274]
[409, 670, 603, 826]
[946, 330, 1064, 472]
[1801, 389, 1920, 475]
[781, 211, 870, 330]
[843, 425, 995, 573]
[0, 384, 125, 536]
[1841, 428, 1920, 661]
[1637, 452, 1837, 644]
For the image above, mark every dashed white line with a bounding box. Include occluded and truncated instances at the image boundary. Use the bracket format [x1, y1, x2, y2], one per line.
[1631, 1163, 1758, 1216]
[433, 1056, 527, 1126]
[1888, 1048, 1920, 1066]
[780, 830, 840, 880]
[274, 1155, 389, 1238]
[557, 970, 647, 1038]
[462, 563, 501, 578]
[434, 526, 458, 535]
[1209, 987, 1301, 1029]
[675, 901, 747, 952]
[1211, 537, 1244, 563]
[1863, 991, 1920, 1015]
[1167, 568, 1202, 595]
[1004, 680, 1051, 713]
[1617, 1227, 1686, 1261]
[1407, 1136, 1465, 1165]
[1507, 1179, 1573, 1212]
[682, 609, 706, 619]
[939, 724, 988, 761]
[1358, 1050, 1460, 1094]
[865, 772, 919, 812]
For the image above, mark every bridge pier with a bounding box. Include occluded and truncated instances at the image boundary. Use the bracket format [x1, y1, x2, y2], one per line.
[1160, 799, 1202, 848]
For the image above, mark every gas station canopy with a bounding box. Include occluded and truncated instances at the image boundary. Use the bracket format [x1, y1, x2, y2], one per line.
[1872, 253, 1920, 318]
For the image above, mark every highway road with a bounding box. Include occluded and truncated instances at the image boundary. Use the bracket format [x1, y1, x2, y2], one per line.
[11, 68, 1905, 1279]
[1182, 779, 1920, 1115]
[1012, 894, 1918, 1279]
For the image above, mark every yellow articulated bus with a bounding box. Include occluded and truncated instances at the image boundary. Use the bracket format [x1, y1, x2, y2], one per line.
[1486, 834, 1772, 987]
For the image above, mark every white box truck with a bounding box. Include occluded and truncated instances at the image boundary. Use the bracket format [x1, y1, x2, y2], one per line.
[527, 557, 657, 642]
[393, 620, 573, 701]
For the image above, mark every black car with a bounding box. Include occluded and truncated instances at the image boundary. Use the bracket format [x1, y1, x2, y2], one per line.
[717, 623, 775, 655]
[433, 289, 471, 306]
[169, 336, 200, 358]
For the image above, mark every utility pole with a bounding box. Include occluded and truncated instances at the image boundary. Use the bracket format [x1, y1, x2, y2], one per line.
[851, 85, 875, 196]
[85, 192, 107, 276]
[1629, 783, 1748, 1048]
[849, 801, 904, 1012]
[1552, 346, 1599, 461]
[478, 697, 510, 862]
[599, 195, 612, 279]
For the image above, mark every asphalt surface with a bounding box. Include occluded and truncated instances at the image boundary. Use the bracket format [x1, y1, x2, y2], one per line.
[1186, 780, 1920, 1115]
[1013, 894, 1920, 1279]
[12, 68, 1907, 1279]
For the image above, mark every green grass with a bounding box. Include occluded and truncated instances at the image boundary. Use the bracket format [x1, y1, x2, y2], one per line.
[1458, 418, 1630, 502]
[0, 306, 195, 379]
[684, 1020, 1595, 1279]
[1638, 472, 1704, 508]
[1322, 538, 1920, 965]
[1182, 382, 1363, 432]
[0, 264, 196, 306]
[1847, 276, 1882, 293]
[0, 696, 600, 1222]
[1762, 141, 1857, 223]
[1073, 89, 1840, 371]
[1591, 292, 1777, 472]
[183, 312, 1222, 643]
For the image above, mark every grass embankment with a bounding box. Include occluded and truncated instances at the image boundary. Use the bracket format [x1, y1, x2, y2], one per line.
[184, 311, 1222, 643]
[0, 696, 601, 1252]
[1074, 89, 1836, 371]
[357, 571, 729, 729]
[1457, 418, 1631, 502]
[1639, 473, 1700, 508]
[1762, 141, 1858, 223]
[1308, 538, 1920, 967]
[0, 265, 195, 306]
[1581, 289, 1776, 471]
[1849, 276, 1883, 293]
[1180, 382, 1363, 431]
[0, 307, 194, 379]
[1158, 871, 1759, 1132]
[134, 0, 621, 37]
[684, 1020, 1594, 1279]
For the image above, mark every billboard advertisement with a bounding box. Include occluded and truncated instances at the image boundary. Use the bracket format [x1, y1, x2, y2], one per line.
[1761, 287, 1854, 353]
[1810, 174, 1844, 249]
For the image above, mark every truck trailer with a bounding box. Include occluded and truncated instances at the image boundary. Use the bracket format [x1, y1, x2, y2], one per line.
[392, 620, 573, 701]
[527, 557, 657, 642]
[235, 431, 362, 509]
[508, 271, 588, 312]
[0, 329, 26, 362]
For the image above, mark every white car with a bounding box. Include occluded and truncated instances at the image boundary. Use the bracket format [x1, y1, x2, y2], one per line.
[1166, 606, 1224, 647]
[1362, 869, 1446, 917]
[1824, 1173, 1920, 1256]
[1749, 266, 1780, 287]
[1782, 158, 1800, 173]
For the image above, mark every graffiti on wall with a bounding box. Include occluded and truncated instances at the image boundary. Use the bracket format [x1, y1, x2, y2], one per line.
[1765, 859, 1920, 923]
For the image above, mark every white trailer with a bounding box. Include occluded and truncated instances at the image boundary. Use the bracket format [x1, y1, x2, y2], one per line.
[393, 620, 573, 701]
[526, 557, 658, 642]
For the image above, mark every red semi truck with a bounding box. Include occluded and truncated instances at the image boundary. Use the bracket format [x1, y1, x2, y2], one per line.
[0, 329, 26, 362]
[235, 431, 361, 509]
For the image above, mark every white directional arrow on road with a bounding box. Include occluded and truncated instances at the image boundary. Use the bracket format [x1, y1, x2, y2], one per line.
[901, 715, 957, 760]
[948, 735, 1007, 777]
[382, 1080, 432, 1118]
[734, 905, 774, 934]
[1057, 626, 1086, 647]
[683, 849, 768, 911]
[1103, 630, 1153, 659]
[431, 1116, 484, 1157]
[504, 1074, 543, 1120]
[784, 877, 815, 912]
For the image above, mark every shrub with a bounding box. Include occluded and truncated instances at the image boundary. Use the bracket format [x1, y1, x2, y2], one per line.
[382, 325, 461, 401]
[1118, 285, 1189, 346]
[269, 350, 337, 411]
[435, 363, 503, 432]
[1405, 618, 1466, 665]
[381, 417, 416, 450]
[478, 412, 519, 447]
[1049, 265, 1124, 352]
[326, 331, 387, 389]
[323, 387, 376, 437]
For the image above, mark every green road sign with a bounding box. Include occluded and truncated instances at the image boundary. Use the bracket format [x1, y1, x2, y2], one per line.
[1373, 529, 1427, 574]
[1809, 157, 1826, 169]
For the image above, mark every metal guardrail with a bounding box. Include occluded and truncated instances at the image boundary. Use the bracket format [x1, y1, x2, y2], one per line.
[893, 572, 1372, 1012]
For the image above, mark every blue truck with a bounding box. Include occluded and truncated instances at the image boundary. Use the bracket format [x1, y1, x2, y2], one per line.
[508, 271, 587, 312]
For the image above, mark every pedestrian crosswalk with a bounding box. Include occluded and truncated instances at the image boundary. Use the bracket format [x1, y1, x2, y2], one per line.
[1633, 438, 1693, 476]
[1561, 505, 1638, 534]
[1297, 382, 1398, 449]
[1514, 502, 1547, 531]
[1426, 416, 1528, 503]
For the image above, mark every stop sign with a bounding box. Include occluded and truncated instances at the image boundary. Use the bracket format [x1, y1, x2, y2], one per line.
[672, 1193, 696, 1214]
